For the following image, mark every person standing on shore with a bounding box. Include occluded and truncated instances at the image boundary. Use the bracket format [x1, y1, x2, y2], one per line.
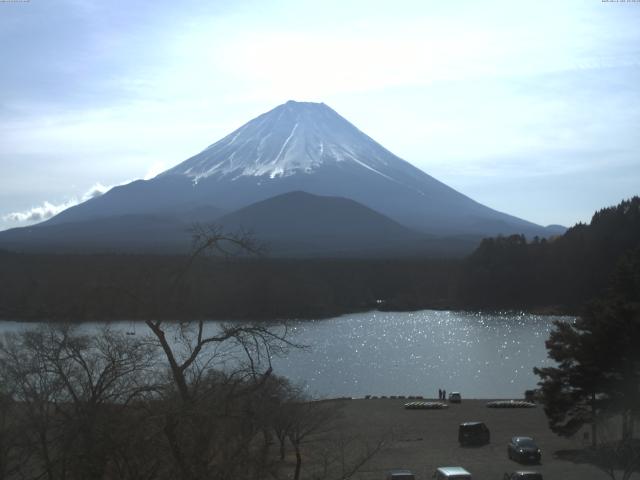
[438, 388, 442, 400]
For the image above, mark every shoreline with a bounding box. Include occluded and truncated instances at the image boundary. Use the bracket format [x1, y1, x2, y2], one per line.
[0, 306, 575, 324]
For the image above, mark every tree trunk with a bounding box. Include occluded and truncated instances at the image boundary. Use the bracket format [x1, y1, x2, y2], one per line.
[163, 413, 195, 480]
[38, 425, 56, 480]
[293, 442, 302, 480]
[145, 321, 191, 403]
[276, 434, 286, 461]
[591, 392, 598, 447]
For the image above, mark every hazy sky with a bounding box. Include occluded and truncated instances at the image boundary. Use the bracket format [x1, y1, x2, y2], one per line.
[1, 0, 639, 230]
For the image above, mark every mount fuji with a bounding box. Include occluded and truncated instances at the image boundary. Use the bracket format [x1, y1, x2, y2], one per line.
[0, 100, 561, 256]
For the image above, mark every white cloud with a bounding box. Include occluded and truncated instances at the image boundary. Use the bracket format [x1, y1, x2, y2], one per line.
[3, 201, 74, 223]
[3, 182, 110, 224]
[81, 182, 109, 200]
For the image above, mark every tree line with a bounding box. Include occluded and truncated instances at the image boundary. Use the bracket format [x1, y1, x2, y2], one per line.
[0, 253, 459, 321]
[0, 196, 638, 321]
[458, 196, 640, 311]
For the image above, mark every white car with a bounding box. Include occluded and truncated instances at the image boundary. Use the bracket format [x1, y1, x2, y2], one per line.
[433, 466, 472, 480]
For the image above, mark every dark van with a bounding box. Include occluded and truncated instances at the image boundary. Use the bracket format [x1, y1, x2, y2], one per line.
[458, 422, 490, 446]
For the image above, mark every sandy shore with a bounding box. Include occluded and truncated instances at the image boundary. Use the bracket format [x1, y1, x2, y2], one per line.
[332, 398, 624, 480]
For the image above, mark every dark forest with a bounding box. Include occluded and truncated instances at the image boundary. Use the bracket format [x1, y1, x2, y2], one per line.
[1, 197, 638, 322]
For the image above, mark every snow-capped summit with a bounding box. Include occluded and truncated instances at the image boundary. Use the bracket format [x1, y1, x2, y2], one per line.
[162, 100, 414, 184]
[26, 100, 556, 242]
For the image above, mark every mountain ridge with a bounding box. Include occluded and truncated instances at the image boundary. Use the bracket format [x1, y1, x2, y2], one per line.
[215, 190, 430, 257]
[0, 100, 564, 255]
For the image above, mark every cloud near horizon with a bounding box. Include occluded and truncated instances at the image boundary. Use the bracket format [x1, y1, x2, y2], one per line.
[2, 159, 167, 228]
[3, 182, 110, 224]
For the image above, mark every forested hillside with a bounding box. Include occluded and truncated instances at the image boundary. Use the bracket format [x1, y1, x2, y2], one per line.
[459, 196, 640, 311]
[0, 197, 637, 321]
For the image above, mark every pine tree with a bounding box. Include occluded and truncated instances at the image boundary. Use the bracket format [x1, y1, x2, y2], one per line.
[534, 248, 640, 446]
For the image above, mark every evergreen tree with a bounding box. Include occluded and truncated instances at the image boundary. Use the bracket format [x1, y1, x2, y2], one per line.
[534, 248, 640, 445]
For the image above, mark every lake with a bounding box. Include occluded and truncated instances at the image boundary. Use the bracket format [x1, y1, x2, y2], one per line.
[0, 310, 566, 399]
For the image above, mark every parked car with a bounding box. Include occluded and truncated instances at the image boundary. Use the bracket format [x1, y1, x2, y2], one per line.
[504, 471, 543, 480]
[507, 436, 542, 464]
[449, 392, 462, 403]
[433, 466, 472, 480]
[458, 421, 490, 446]
[387, 469, 415, 480]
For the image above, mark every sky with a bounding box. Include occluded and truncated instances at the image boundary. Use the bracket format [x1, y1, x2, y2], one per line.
[1, 0, 639, 230]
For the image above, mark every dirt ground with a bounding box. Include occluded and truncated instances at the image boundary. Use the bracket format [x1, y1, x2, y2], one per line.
[331, 398, 634, 480]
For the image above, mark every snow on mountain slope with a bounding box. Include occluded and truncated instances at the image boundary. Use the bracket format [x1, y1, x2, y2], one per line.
[162, 101, 420, 189]
[30, 100, 550, 239]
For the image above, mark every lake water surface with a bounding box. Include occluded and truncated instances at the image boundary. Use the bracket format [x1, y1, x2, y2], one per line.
[0, 310, 567, 399]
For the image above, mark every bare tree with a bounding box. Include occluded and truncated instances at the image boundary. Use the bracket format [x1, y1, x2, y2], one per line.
[308, 431, 387, 480]
[0, 387, 31, 480]
[582, 418, 640, 480]
[0, 325, 158, 480]
[280, 397, 387, 480]
[139, 224, 302, 480]
[266, 377, 302, 462]
[144, 224, 285, 404]
[286, 399, 344, 480]
[1, 327, 70, 480]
